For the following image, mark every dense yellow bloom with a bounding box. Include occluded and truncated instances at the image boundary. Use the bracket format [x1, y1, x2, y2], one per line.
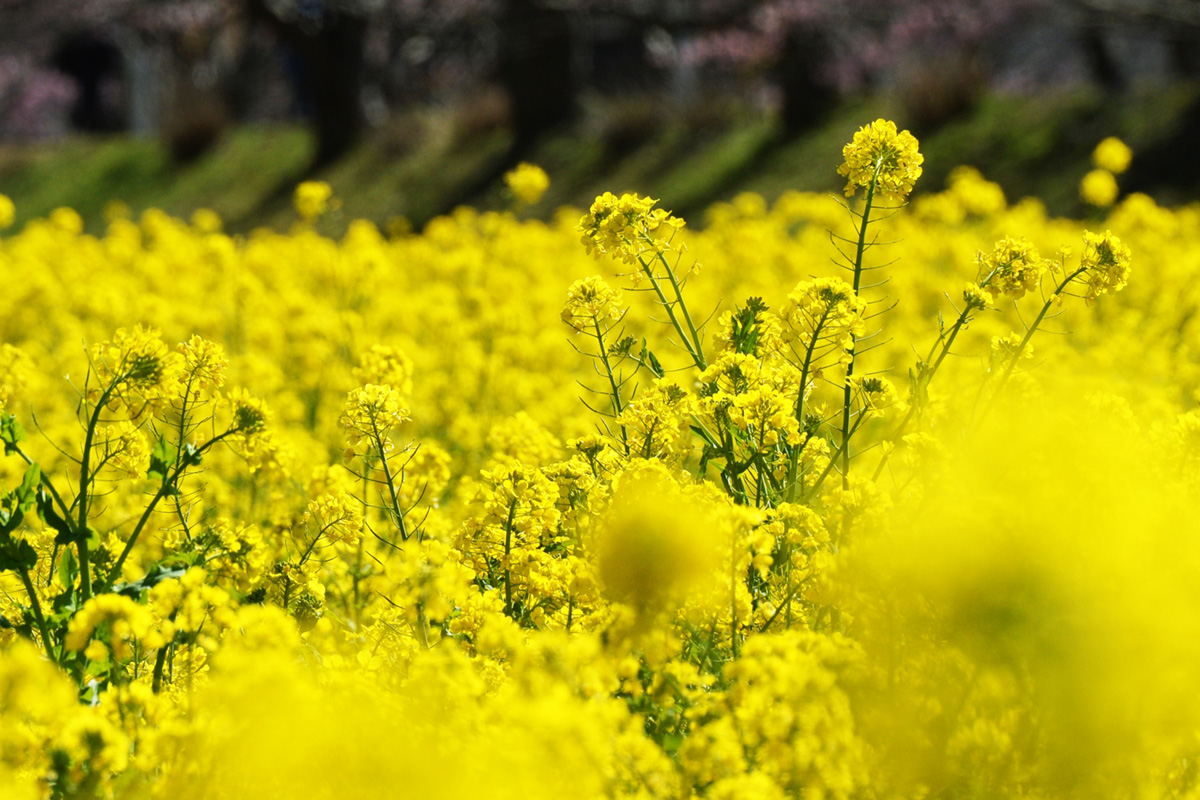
[353, 345, 414, 399]
[615, 377, 693, 462]
[178, 334, 227, 391]
[293, 180, 334, 220]
[947, 165, 1007, 216]
[561, 275, 623, 333]
[65, 594, 168, 659]
[850, 375, 903, 415]
[0, 119, 1186, 800]
[977, 236, 1050, 299]
[1080, 229, 1132, 304]
[504, 162, 550, 205]
[578, 192, 685, 265]
[0, 194, 13, 230]
[1093, 136, 1133, 174]
[90, 325, 180, 411]
[963, 281, 994, 310]
[1081, 168, 1119, 207]
[301, 491, 364, 548]
[340, 383, 410, 455]
[779, 277, 866, 355]
[837, 119, 923, 199]
[595, 463, 724, 617]
[95, 420, 151, 478]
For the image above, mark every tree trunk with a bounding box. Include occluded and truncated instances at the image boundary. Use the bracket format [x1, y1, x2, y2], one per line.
[499, 0, 576, 151]
[246, 0, 367, 169]
[777, 23, 837, 138]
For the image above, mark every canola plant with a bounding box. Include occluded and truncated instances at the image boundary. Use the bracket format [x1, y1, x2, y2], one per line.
[1, 120, 1198, 800]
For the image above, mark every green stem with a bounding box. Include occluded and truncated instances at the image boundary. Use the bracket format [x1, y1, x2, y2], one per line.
[871, 304, 973, 482]
[103, 429, 234, 591]
[17, 566, 55, 661]
[592, 316, 629, 455]
[151, 644, 170, 694]
[656, 251, 707, 369]
[802, 415, 867, 505]
[371, 420, 410, 542]
[785, 310, 832, 500]
[502, 498, 517, 617]
[77, 381, 122, 603]
[635, 252, 706, 371]
[979, 266, 1087, 422]
[839, 163, 881, 491]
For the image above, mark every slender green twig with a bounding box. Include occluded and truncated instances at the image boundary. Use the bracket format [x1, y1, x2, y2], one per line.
[839, 160, 883, 491]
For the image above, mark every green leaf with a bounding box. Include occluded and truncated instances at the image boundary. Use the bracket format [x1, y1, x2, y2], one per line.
[180, 442, 203, 468]
[56, 547, 78, 592]
[0, 539, 37, 572]
[111, 562, 188, 597]
[15, 464, 39, 513]
[646, 349, 665, 379]
[147, 437, 177, 483]
[0, 507, 22, 537]
[39, 488, 78, 546]
[0, 414, 25, 455]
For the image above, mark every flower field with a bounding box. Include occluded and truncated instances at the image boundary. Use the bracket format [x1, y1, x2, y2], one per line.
[1, 120, 1199, 799]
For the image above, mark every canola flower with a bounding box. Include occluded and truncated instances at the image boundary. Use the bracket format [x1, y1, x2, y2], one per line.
[1081, 167, 1119, 207]
[837, 118, 924, 199]
[504, 162, 551, 205]
[4, 122, 1198, 800]
[1093, 136, 1133, 174]
[293, 180, 335, 220]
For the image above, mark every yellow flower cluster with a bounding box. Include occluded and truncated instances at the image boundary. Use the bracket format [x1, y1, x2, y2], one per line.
[578, 191, 686, 265]
[293, 180, 335, 220]
[3, 119, 1199, 800]
[837, 118, 924, 199]
[340, 383, 410, 456]
[1082, 137, 1133, 207]
[976, 236, 1051, 299]
[561, 275, 623, 333]
[504, 162, 551, 205]
[1081, 229, 1133, 304]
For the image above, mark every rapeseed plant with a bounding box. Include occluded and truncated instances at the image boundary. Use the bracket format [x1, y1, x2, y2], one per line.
[5, 122, 1200, 800]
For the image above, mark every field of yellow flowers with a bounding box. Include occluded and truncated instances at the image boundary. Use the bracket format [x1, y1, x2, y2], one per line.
[1, 121, 1198, 799]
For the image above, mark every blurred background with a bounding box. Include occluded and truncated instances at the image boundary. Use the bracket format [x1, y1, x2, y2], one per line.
[1, 0, 1199, 232]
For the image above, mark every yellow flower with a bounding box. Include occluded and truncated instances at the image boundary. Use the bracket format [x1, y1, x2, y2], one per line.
[779, 277, 867, 353]
[595, 463, 723, 616]
[1092, 137, 1132, 174]
[340, 383, 410, 455]
[0, 194, 14, 230]
[65, 594, 165, 660]
[504, 162, 550, 205]
[294, 180, 335, 220]
[837, 119, 923, 199]
[578, 192, 685, 265]
[1080, 169, 1119, 207]
[977, 236, 1050, 299]
[963, 282, 994, 311]
[353, 345, 414, 399]
[1080, 229, 1132, 305]
[561, 275, 623, 333]
[301, 491, 364, 548]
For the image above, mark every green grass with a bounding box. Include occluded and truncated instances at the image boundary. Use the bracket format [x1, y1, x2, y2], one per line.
[1, 85, 1196, 236]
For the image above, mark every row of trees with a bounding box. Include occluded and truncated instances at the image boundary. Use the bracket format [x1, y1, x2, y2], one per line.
[1, 0, 1198, 166]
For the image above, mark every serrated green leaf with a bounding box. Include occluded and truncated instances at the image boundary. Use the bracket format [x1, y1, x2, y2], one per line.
[0, 508, 22, 537]
[57, 547, 78, 592]
[39, 488, 77, 546]
[111, 563, 188, 597]
[15, 464, 39, 512]
[0, 414, 25, 454]
[147, 437, 177, 482]
[0, 539, 37, 572]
